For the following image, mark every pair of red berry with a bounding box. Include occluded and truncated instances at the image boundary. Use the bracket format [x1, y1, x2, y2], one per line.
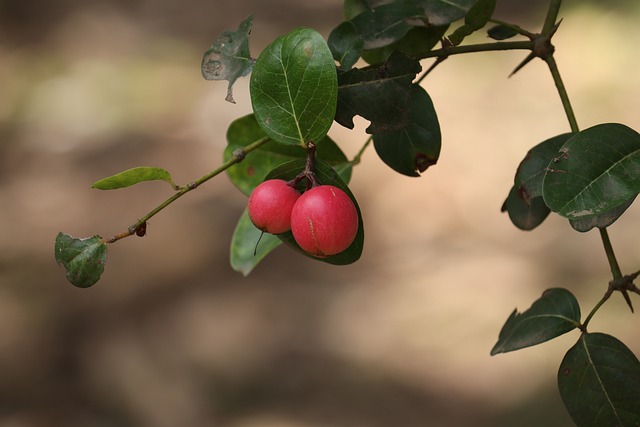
[247, 179, 358, 257]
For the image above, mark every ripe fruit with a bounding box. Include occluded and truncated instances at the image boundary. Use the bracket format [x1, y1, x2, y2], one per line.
[291, 185, 358, 257]
[248, 179, 300, 234]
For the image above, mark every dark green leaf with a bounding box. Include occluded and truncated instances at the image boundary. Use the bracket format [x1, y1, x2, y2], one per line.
[543, 123, 640, 220]
[569, 197, 636, 232]
[91, 167, 177, 190]
[491, 288, 580, 355]
[558, 333, 640, 427]
[419, 0, 478, 26]
[373, 84, 440, 176]
[250, 28, 337, 147]
[328, 21, 364, 70]
[351, 2, 426, 50]
[54, 232, 107, 288]
[501, 186, 551, 231]
[230, 209, 283, 276]
[344, 0, 369, 20]
[515, 133, 573, 203]
[361, 25, 448, 64]
[201, 15, 254, 104]
[447, 0, 495, 45]
[224, 114, 352, 196]
[265, 160, 364, 265]
[487, 24, 519, 40]
[336, 51, 422, 134]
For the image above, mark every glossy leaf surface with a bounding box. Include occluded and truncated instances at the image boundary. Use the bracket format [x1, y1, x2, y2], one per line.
[420, 0, 478, 26]
[55, 233, 107, 288]
[336, 51, 421, 134]
[224, 114, 351, 196]
[92, 167, 177, 190]
[373, 85, 440, 176]
[558, 333, 640, 426]
[350, 2, 425, 50]
[569, 197, 636, 232]
[265, 160, 364, 265]
[543, 123, 640, 220]
[491, 288, 580, 355]
[201, 15, 254, 103]
[250, 28, 337, 146]
[230, 209, 283, 276]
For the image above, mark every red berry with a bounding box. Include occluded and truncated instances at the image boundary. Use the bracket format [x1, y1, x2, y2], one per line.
[248, 179, 301, 234]
[291, 185, 358, 257]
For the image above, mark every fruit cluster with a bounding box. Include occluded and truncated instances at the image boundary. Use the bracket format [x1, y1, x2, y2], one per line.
[247, 179, 358, 257]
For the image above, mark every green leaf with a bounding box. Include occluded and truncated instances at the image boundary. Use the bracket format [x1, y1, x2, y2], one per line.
[230, 209, 283, 276]
[491, 288, 580, 355]
[361, 25, 448, 64]
[543, 123, 640, 220]
[515, 133, 573, 203]
[328, 21, 364, 70]
[250, 28, 338, 147]
[372, 84, 440, 176]
[558, 333, 640, 427]
[265, 159, 364, 265]
[201, 15, 255, 104]
[336, 51, 422, 134]
[92, 167, 177, 190]
[420, 0, 479, 26]
[501, 186, 551, 231]
[487, 24, 519, 40]
[570, 197, 636, 233]
[344, 0, 368, 20]
[54, 232, 107, 288]
[447, 0, 495, 45]
[350, 2, 425, 50]
[224, 114, 352, 196]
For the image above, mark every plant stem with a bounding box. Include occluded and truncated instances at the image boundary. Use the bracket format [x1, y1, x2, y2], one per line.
[582, 290, 612, 331]
[544, 55, 579, 133]
[599, 228, 623, 281]
[542, 0, 563, 35]
[350, 136, 373, 166]
[106, 136, 271, 243]
[417, 40, 533, 61]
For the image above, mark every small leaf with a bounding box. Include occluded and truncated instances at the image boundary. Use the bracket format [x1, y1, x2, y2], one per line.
[570, 197, 636, 232]
[501, 186, 551, 231]
[350, 2, 425, 50]
[491, 288, 580, 355]
[558, 333, 640, 427]
[92, 167, 177, 190]
[265, 159, 364, 265]
[336, 51, 422, 134]
[54, 232, 107, 288]
[448, 0, 496, 45]
[230, 209, 283, 276]
[328, 21, 364, 70]
[201, 15, 255, 104]
[250, 28, 337, 146]
[543, 123, 640, 220]
[487, 24, 519, 40]
[361, 25, 448, 64]
[224, 114, 352, 196]
[372, 84, 441, 176]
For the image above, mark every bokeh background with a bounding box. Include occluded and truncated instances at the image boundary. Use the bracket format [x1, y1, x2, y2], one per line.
[2, 0, 640, 426]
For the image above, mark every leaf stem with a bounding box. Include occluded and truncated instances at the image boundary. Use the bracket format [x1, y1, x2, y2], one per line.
[105, 136, 271, 243]
[350, 136, 373, 166]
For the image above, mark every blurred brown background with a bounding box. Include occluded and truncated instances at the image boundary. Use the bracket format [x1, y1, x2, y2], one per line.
[2, 0, 640, 426]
